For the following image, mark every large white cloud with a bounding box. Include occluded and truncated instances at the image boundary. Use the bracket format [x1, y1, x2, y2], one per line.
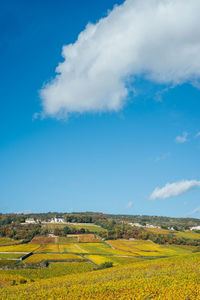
[150, 180, 200, 200]
[40, 0, 200, 117]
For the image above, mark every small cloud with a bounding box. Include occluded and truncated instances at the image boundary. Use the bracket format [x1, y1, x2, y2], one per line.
[126, 201, 133, 209]
[186, 206, 200, 217]
[150, 179, 200, 200]
[175, 132, 188, 143]
[195, 131, 200, 138]
[32, 112, 40, 121]
[155, 152, 171, 162]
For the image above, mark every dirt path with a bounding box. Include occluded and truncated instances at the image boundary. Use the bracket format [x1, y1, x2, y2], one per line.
[75, 244, 88, 253]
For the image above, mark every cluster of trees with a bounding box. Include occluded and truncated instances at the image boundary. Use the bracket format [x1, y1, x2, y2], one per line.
[52, 226, 88, 236]
[64, 215, 92, 223]
[0, 223, 42, 241]
[95, 219, 200, 247]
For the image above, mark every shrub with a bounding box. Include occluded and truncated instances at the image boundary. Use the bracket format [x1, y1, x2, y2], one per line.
[20, 279, 27, 284]
[98, 261, 113, 269]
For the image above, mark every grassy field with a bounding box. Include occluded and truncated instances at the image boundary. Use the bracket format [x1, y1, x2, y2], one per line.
[43, 223, 106, 233]
[174, 230, 200, 240]
[0, 262, 96, 282]
[106, 239, 194, 257]
[59, 243, 87, 253]
[1, 253, 200, 299]
[0, 238, 22, 246]
[80, 242, 134, 256]
[58, 236, 78, 243]
[0, 253, 23, 259]
[144, 227, 172, 234]
[24, 254, 83, 263]
[0, 244, 40, 253]
[30, 236, 56, 244]
[35, 244, 59, 253]
[86, 254, 142, 266]
[0, 260, 19, 267]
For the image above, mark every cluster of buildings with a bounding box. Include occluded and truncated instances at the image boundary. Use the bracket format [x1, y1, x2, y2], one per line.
[190, 225, 200, 231]
[24, 216, 65, 224]
[127, 222, 175, 231]
[128, 222, 161, 229]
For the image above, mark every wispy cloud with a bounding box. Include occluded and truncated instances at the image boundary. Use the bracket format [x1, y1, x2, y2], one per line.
[175, 132, 188, 143]
[186, 206, 200, 217]
[150, 180, 200, 200]
[126, 201, 133, 209]
[32, 112, 40, 121]
[195, 131, 200, 138]
[40, 0, 200, 118]
[155, 152, 171, 162]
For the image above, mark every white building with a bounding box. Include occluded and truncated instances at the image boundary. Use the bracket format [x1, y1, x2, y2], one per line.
[50, 217, 64, 223]
[145, 224, 161, 229]
[190, 226, 200, 231]
[129, 223, 144, 227]
[25, 218, 36, 224]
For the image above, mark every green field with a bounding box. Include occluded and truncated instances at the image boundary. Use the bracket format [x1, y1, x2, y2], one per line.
[0, 238, 22, 246]
[174, 230, 200, 240]
[24, 253, 84, 263]
[43, 223, 106, 233]
[0, 262, 96, 281]
[0, 253, 23, 259]
[86, 254, 142, 266]
[0, 260, 19, 267]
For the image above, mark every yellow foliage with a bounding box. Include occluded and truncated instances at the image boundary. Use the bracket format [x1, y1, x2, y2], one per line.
[24, 254, 83, 263]
[1, 254, 200, 299]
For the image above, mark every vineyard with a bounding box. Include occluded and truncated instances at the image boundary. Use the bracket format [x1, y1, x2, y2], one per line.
[1, 253, 200, 299]
[0, 234, 200, 299]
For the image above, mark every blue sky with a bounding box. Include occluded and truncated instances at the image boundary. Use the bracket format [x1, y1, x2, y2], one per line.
[1, 0, 200, 217]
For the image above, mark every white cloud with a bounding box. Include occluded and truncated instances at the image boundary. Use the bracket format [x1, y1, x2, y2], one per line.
[32, 112, 40, 121]
[40, 0, 200, 118]
[155, 152, 171, 162]
[150, 180, 200, 200]
[186, 206, 200, 217]
[126, 201, 133, 209]
[175, 132, 188, 143]
[196, 131, 200, 137]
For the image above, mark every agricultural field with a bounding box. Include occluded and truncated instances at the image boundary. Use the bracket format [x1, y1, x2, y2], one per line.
[0, 262, 96, 282]
[1, 235, 200, 299]
[30, 236, 56, 244]
[80, 242, 134, 256]
[59, 243, 87, 253]
[144, 227, 172, 235]
[67, 223, 106, 233]
[86, 254, 142, 266]
[0, 244, 40, 253]
[0, 238, 22, 246]
[35, 244, 59, 253]
[0, 260, 19, 268]
[77, 234, 102, 242]
[58, 236, 78, 243]
[24, 254, 83, 263]
[1, 253, 200, 299]
[174, 230, 200, 240]
[0, 253, 23, 259]
[43, 223, 106, 233]
[106, 239, 193, 257]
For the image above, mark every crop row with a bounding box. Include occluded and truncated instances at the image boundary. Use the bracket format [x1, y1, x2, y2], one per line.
[1, 253, 200, 299]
